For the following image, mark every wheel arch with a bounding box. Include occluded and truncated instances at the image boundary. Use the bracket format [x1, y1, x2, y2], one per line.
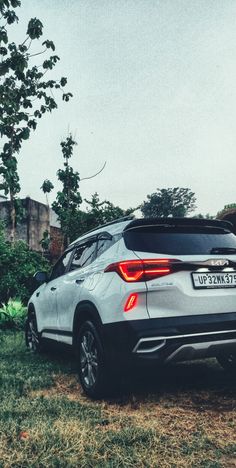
[27, 302, 35, 316]
[72, 301, 103, 348]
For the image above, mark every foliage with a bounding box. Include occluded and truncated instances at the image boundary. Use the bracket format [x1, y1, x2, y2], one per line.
[51, 192, 136, 243]
[41, 135, 82, 246]
[193, 213, 214, 219]
[0, 298, 27, 329]
[140, 187, 197, 218]
[41, 180, 54, 194]
[0, 0, 72, 239]
[82, 192, 136, 233]
[39, 229, 51, 252]
[0, 223, 49, 303]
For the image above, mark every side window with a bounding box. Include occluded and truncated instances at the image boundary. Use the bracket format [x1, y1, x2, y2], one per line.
[96, 238, 113, 258]
[50, 250, 72, 281]
[70, 238, 97, 271]
[96, 233, 121, 258]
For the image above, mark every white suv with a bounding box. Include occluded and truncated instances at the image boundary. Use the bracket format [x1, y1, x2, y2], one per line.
[26, 217, 236, 398]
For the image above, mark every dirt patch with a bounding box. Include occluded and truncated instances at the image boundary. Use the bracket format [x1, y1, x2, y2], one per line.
[30, 373, 236, 448]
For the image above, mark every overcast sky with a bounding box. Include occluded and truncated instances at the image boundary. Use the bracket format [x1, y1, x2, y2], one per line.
[11, 0, 236, 215]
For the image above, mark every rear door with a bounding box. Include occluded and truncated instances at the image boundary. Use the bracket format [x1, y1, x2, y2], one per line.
[56, 237, 98, 341]
[124, 225, 236, 319]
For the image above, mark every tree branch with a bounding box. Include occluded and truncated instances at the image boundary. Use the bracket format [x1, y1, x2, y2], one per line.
[20, 35, 30, 47]
[29, 48, 47, 58]
[80, 161, 107, 181]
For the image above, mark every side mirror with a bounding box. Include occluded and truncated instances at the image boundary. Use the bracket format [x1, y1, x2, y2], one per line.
[34, 271, 48, 283]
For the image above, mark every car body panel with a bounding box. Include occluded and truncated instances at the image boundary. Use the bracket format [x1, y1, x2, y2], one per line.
[133, 251, 236, 319]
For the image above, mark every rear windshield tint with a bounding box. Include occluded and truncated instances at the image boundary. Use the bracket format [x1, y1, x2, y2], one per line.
[124, 226, 236, 255]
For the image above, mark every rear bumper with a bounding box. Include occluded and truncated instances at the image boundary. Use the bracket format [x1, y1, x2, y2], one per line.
[102, 312, 236, 364]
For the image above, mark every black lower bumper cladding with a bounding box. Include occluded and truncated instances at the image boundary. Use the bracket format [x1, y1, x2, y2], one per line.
[102, 312, 236, 362]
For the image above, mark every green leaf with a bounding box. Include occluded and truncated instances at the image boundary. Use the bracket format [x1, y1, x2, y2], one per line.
[27, 119, 37, 130]
[10, 0, 21, 7]
[60, 77, 67, 87]
[27, 18, 43, 40]
[0, 28, 8, 44]
[5, 9, 18, 24]
[10, 53, 27, 73]
[42, 39, 55, 51]
[42, 59, 53, 70]
[0, 61, 10, 75]
[0, 47, 7, 56]
[20, 127, 30, 140]
[34, 110, 42, 118]
[62, 92, 73, 102]
[19, 44, 27, 52]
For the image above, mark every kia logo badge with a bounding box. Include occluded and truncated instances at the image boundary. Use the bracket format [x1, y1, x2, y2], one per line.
[210, 259, 229, 266]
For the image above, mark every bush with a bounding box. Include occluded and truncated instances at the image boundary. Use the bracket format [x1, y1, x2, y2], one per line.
[0, 299, 27, 330]
[0, 223, 49, 304]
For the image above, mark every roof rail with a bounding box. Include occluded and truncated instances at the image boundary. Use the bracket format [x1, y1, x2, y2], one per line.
[81, 214, 136, 236]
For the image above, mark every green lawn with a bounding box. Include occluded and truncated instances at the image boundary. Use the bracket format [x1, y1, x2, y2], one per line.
[0, 331, 235, 467]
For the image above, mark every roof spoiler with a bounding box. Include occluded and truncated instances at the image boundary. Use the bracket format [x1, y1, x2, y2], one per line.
[124, 217, 234, 232]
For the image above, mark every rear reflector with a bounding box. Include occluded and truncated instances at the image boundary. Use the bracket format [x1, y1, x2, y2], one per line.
[124, 293, 138, 312]
[105, 259, 177, 282]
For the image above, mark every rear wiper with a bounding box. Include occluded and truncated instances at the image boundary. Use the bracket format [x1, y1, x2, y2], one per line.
[210, 247, 236, 254]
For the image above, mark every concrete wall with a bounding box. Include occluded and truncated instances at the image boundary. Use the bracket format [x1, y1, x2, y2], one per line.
[0, 199, 28, 243]
[27, 198, 50, 252]
[0, 197, 65, 261]
[0, 197, 50, 252]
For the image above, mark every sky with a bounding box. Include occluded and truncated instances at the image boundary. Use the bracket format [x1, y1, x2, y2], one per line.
[7, 0, 236, 215]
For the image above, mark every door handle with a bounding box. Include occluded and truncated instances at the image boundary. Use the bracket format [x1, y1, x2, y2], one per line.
[50, 286, 57, 291]
[75, 278, 84, 284]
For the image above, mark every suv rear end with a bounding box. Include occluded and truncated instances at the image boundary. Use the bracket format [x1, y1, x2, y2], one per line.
[103, 218, 236, 368]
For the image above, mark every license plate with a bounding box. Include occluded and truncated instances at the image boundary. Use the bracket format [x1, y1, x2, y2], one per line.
[192, 271, 236, 289]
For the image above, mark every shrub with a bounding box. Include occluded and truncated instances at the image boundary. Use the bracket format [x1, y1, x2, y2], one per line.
[0, 223, 49, 304]
[0, 299, 27, 330]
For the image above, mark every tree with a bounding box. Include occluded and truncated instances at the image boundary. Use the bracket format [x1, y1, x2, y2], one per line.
[193, 213, 213, 219]
[83, 192, 135, 233]
[59, 192, 136, 243]
[41, 135, 82, 247]
[141, 187, 196, 218]
[0, 0, 72, 240]
[61, 192, 136, 242]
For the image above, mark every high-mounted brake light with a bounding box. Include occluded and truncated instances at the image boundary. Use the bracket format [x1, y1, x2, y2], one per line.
[105, 259, 177, 282]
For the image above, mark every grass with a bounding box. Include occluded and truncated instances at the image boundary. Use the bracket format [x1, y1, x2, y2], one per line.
[0, 331, 235, 467]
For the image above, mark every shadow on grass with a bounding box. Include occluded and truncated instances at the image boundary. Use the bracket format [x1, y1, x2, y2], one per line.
[43, 342, 236, 410]
[117, 361, 236, 410]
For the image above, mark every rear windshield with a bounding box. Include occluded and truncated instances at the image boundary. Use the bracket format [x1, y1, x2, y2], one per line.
[124, 226, 236, 255]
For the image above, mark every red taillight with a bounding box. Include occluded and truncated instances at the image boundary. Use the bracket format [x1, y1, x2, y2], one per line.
[105, 259, 176, 282]
[119, 260, 143, 281]
[124, 293, 138, 312]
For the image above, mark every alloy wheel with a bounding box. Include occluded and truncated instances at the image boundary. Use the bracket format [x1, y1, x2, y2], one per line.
[80, 330, 99, 388]
[26, 315, 40, 352]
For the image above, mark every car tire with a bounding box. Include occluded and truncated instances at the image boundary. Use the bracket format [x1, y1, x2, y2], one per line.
[77, 320, 111, 399]
[25, 312, 42, 353]
[217, 353, 236, 372]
